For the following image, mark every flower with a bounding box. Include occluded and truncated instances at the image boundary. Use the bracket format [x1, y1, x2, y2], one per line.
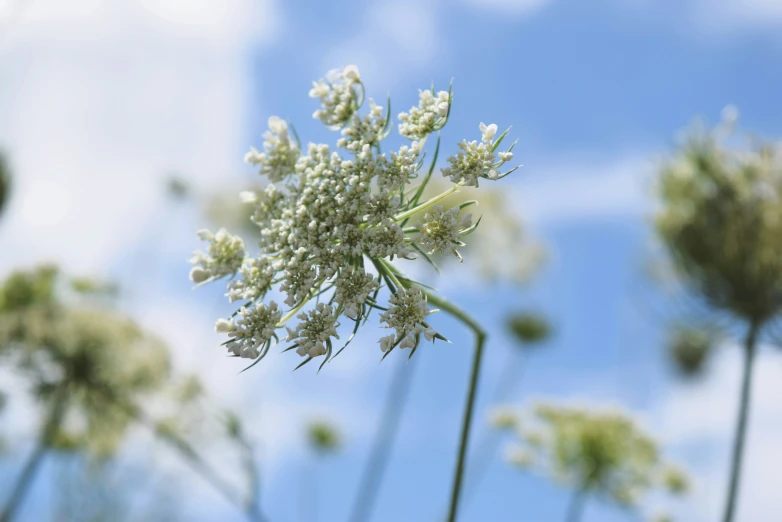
[494, 402, 690, 510]
[379, 287, 438, 350]
[442, 123, 516, 187]
[189, 66, 520, 369]
[310, 65, 363, 127]
[226, 257, 275, 303]
[334, 267, 379, 320]
[285, 303, 340, 358]
[398, 89, 451, 140]
[418, 205, 472, 261]
[189, 228, 245, 282]
[221, 302, 282, 359]
[480, 122, 497, 142]
[245, 116, 299, 183]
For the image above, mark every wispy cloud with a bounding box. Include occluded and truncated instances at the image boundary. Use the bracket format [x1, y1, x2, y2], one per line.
[322, 0, 441, 88]
[511, 153, 656, 228]
[461, 0, 552, 17]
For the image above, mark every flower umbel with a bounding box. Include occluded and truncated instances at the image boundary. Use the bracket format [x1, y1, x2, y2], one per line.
[188, 65, 520, 370]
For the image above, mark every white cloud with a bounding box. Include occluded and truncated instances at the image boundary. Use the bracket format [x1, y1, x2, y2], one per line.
[0, 0, 280, 276]
[461, 0, 551, 16]
[322, 0, 441, 89]
[512, 153, 656, 227]
[691, 0, 782, 31]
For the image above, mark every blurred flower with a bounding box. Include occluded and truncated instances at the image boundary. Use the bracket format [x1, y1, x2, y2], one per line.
[307, 420, 340, 454]
[667, 324, 717, 377]
[0, 267, 266, 521]
[494, 402, 689, 513]
[506, 312, 552, 346]
[656, 113, 782, 522]
[166, 175, 190, 200]
[414, 178, 544, 284]
[656, 117, 782, 323]
[0, 267, 170, 456]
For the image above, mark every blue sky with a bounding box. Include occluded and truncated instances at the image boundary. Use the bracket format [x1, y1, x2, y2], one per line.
[2, 0, 782, 521]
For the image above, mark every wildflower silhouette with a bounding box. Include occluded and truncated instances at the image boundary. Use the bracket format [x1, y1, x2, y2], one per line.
[188, 65, 520, 520]
[493, 402, 688, 522]
[0, 267, 264, 522]
[656, 109, 782, 522]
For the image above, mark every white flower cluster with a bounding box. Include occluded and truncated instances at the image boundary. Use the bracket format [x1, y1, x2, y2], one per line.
[398, 89, 450, 140]
[338, 99, 387, 151]
[309, 65, 362, 127]
[334, 267, 379, 319]
[285, 303, 340, 358]
[419, 205, 473, 261]
[216, 302, 282, 359]
[189, 65, 520, 369]
[442, 122, 516, 187]
[379, 287, 438, 351]
[244, 116, 299, 183]
[189, 228, 246, 284]
[227, 257, 275, 303]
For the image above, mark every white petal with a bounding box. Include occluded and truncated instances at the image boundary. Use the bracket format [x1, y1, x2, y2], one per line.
[215, 318, 235, 334]
[189, 266, 209, 283]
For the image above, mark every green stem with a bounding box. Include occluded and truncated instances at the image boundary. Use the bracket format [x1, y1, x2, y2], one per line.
[372, 257, 486, 522]
[722, 319, 761, 522]
[0, 389, 68, 522]
[393, 185, 459, 223]
[423, 291, 486, 522]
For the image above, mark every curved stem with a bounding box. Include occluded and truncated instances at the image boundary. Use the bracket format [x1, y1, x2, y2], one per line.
[565, 487, 586, 522]
[423, 291, 486, 522]
[372, 258, 486, 522]
[722, 319, 761, 522]
[348, 355, 420, 522]
[96, 387, 266, 522]
[1, 390, 68, 522]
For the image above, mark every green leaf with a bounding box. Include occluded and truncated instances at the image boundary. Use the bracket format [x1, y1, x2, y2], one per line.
[491, 127, 512, 152]
[410, 243, 441, 274]
[293, 356, 313, 371]
[460, 215, 483, 236]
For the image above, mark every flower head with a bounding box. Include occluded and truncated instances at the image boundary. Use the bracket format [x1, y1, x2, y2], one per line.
[398, 89, 450, 140]
[442, 123, 516, 187]
[221, 302, 282, 359]
[245, 116, 300, 183]
[310, 65, 363, 128]
[189, 66, 520, 370]
[418, 205, 472, 261]
[189, 228, 246, 283]
[286, 303, 340, 358]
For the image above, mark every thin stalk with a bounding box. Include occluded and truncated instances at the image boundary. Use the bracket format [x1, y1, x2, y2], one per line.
[348, 354, 420, 522]
[722, 319, 761, 522]
[373, 258, 486, 522]
[565, 487, 587, 522]
[1, 390, 68, 522]
[97, 387, 266, 522]
[393, 185, 459, 223]
[423, 291, 486, 522]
